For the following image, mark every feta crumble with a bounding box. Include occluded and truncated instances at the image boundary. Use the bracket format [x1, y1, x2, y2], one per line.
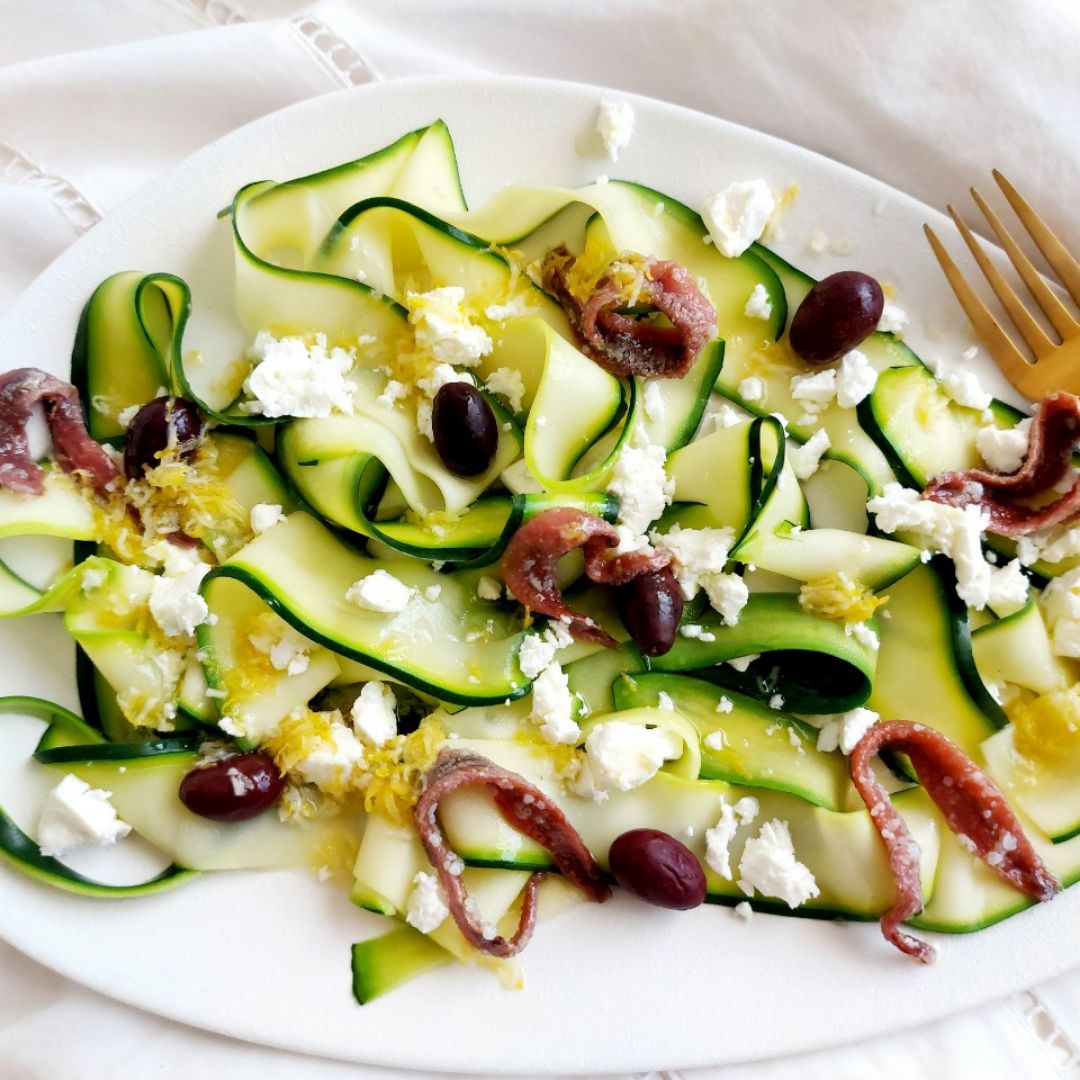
[596, 101, 636, 162]
[250, 502, 286, 534]
[484, 367, 526, 414]
[736, 819, 819, 908]
[699, 399, 745, 435]
[680, 623, 717, 643]
[744, 283, 773, 321]
[726, 653, 759, 673]
[295, 718, 366, 791]
[517, 622, 574, 680]
[1040, 566, 1080, 657]
[738, 376, 765, 403]
[976, 418, 1032, 475]
[643, 380, 666, 424]
[37, 774, 131, 858]
[927, 355, 992, 412]
[476, 576, 503, 601]
[529, 662, 578, 745]
[573, 720, 682, 797]
[607, 442, 674, 534]
[704, 796, 760, 879]
[407, 286, 492, 368]
[346, 569, 414, 613]
[702, 181, 775, 258]
[715, 696, 734, 715]
[789, 429, 831, 480]
[375, 378, 407, 410]
[877, 302, 908, 335]
[406, 871, 449, 933]
[867, 483, 1026, 612]
[248, 619, 311, 677]
[244, 331, 356, 418]
[148, 551, 210, 639]
[734, 901, 754, 921]
[834, 350, 878, 409]
[649, 524, 747, 625]
[350, 681, 398, 747]
[807, 706, 879, 754]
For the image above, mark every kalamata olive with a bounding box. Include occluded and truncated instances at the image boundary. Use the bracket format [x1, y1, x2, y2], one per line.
[609, 828, 707, 910]
[788, 270, 884, 365]
[124, 396, 203, 479]
[615, 566, 684, 657]
[178, 751, 284, 822]
[432, 383, 498, 477]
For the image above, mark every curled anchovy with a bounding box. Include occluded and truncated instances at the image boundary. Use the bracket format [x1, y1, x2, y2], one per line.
[850, 720, 1058, 963]
[502, 506, 671, 645]
[413, 747, 609, 957]
[0, 368, 118, 496]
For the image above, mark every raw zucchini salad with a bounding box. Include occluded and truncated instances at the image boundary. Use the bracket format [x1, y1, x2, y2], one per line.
[2, 114, 1079, 1001]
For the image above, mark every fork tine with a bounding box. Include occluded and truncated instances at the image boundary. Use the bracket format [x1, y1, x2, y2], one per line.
[971, 186, 1078, 341]
[993, 170, 1080, 306]
[947, 205, 1056, 358]
[923, 224, 1034, 391]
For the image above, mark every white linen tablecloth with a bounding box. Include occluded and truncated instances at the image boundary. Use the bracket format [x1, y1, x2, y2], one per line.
[2, 1, 1080, 1076]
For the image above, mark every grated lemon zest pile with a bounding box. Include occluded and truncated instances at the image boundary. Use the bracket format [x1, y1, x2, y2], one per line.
[798, 573, 888, 625]
[1009, 684, 1080, 764]
[362, 721, 446, 825]
[93, 440, 247, 564]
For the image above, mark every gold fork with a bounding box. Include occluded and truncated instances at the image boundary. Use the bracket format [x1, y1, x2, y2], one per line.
[924, 170, 1080, 398]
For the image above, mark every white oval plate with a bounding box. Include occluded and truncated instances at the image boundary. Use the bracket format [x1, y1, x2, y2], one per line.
[0, 76, 1065, 1075]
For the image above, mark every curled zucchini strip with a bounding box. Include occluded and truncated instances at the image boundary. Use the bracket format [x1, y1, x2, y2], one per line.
[200, 512, 529, 705]
[0, 696, 197, 897]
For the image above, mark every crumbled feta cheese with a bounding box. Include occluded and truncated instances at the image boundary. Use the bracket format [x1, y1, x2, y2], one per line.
[834, 350, 877, 409]
[656, 691, 676, 711]
[406, 871, 449, 933]
[705, 573, 750, 627]
[744, 283, 773, 321]
[702, 181, 775, 258]
[714, 696, 734, 715]
[518, 622, 574, 680]
[1040, 566, 1080, 657]
[846, 621, 880, 651]
[612, 525, 654, 557]
[295, 719, 366, 790]
[704, 730, 727, 750]
[643, 380, 666, 424]
[596, 100, 636, 162]
[117, 404, 140, 430]
[424, 584, 442, 602]
[976, 418, 1032, 475]
[789, 429, 831, 480]
[738, 376, 765, 403]
[375, 378, 407, 410]
[149, 554, 210, 640]
[726, 653, 759, 673]
[476, 576, 503, 601]
[867, 482, 1019, 611]
[37, 774, 131, 858]
[733, 901, 754, 921]
[877, 302, 908, 335]
[704, 802, 738, 879]
[244, 331, 356, 418]
[350, 681, 398, 747]
[768, 693, 785, 710]
[736, 819, 819, 908]
[699, 400, 744, 435]
[530, 662, 578, 745]
[345, 569, 414, 613]
[248, 620, 311, 676]
[607, 442, 674, 534]
[808, 706, 879, 754]
[80, 566, 107, 594]
[250, 502, 286, 534]
[484, 298, 526, 322]
[790, 368, 837, 414]
[650, 524, 735, 598]
[407, 286, 492, 368]
[484, 367, 525, 414]
[927, 356, 992, 412]
[680, 624, 717, 643]
[573, 720, 682, 796]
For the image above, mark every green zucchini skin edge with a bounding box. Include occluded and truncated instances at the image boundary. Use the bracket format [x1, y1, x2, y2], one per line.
[0, 696, 197, 898]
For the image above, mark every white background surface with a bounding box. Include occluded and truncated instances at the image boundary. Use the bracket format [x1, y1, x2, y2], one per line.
[1, 2, 1080, 1077]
